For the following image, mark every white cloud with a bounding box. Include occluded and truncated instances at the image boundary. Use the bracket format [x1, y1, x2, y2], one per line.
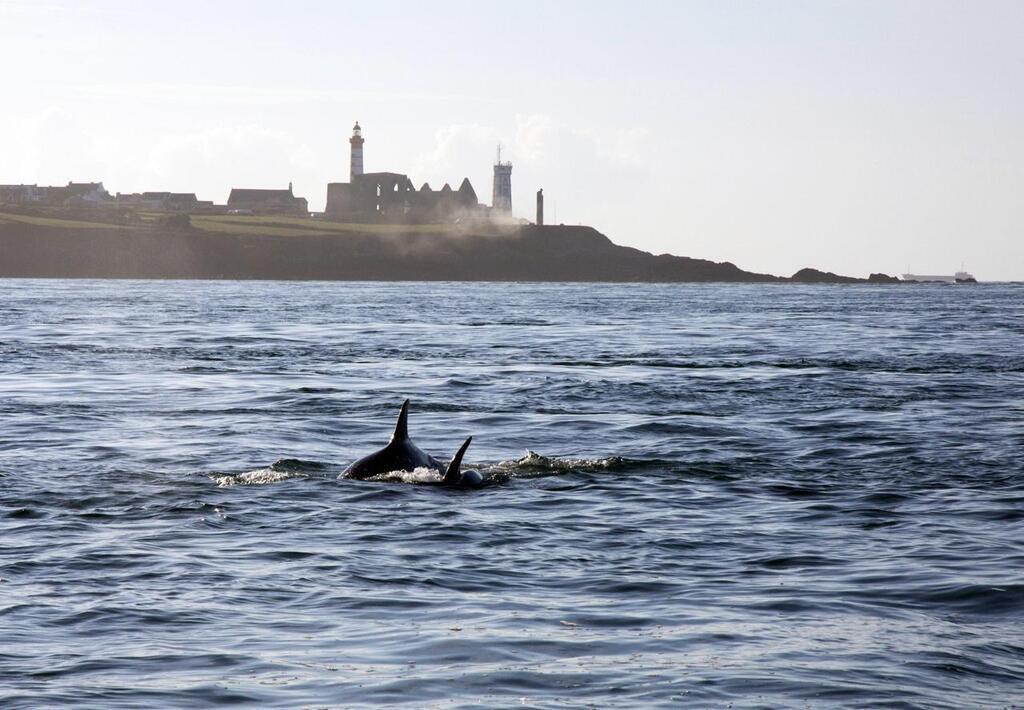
[74, 83, 486, 107]
[410, 116, 655, 225]
[91, 124, 324, 205]
[411, 123, 501, 188]
[10, 108, 108, 186]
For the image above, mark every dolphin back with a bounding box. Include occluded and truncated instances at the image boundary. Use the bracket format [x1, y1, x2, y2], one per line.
[343, 399, 443, 479]
[390, 399, 411, 442]
[443, 436, 473, 486]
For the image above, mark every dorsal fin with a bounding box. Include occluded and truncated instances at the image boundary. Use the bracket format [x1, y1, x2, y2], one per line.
[389, 399, 410, 442]
[443, 437, 472, 485]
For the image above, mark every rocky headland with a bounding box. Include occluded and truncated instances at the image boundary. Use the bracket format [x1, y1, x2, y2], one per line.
[0, 213, 896, 283]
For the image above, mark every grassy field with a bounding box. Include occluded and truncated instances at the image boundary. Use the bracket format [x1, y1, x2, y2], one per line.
[0, 211, 131, 230]
[186, 215, 513, 238]
[189, 216, 443, 237]
[195, 215, 453, 234]
[0, 210, 519, 238]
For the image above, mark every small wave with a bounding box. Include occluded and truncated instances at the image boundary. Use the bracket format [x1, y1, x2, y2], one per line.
[210, 458, 327, 487]
[6, 507, 46, 519]
[492, 451, 625, 473]
[918, 583, 1024, 617]
[461, 318, 552, 326]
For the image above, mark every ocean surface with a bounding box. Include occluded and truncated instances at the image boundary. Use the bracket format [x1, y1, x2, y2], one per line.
[1, 279, 1022, 709]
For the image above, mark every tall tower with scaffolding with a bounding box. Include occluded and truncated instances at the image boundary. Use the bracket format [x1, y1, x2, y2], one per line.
[349, 122, 364, 182]
[492, 145, 512, 212]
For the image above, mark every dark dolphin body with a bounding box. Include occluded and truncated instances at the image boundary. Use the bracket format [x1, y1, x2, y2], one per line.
[441, 436, 486, 489]
[342, 400, 445, 480]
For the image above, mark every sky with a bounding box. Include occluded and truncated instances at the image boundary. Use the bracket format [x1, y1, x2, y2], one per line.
[1, 0, 1021, 279]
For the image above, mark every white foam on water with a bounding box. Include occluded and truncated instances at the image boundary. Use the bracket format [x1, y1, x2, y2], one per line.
[493, 451, 623, 472]
[212, 467, 304, 487]
[367, 466, 444, 484]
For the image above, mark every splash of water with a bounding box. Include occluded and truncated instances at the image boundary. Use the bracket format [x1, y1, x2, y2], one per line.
[212, 467, 304, 487]
[494, 450, 625, 472]
[365, 466, 443, 484]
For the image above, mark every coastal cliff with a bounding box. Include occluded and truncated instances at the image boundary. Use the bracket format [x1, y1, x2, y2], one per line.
[0, 214, 880, 283]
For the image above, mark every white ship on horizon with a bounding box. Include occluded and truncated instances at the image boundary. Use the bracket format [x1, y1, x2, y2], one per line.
[901, 270, 977, 283]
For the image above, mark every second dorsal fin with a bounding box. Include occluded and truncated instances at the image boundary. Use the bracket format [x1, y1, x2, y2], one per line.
[390, 399, 410, 442]
[443, 436, 472, 485]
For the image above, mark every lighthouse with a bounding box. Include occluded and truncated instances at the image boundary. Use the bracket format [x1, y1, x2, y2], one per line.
[349, 122, 364, 182]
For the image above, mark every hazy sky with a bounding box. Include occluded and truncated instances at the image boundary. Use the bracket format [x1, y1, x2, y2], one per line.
[1, 0, 1021, 279]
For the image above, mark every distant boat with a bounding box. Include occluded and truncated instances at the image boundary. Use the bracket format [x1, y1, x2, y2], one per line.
[901, 270, 977, 283]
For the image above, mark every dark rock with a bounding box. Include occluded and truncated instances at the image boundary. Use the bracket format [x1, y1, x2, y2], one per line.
[867, 272, 900, 283]
[789, 267, 862, 284]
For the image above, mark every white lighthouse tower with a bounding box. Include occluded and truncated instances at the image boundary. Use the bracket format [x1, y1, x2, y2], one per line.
[349, 122, 364, 182]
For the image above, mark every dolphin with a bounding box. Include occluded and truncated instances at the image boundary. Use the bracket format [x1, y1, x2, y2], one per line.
[441, 436, 485, 489]
[342, 399, 445, 480]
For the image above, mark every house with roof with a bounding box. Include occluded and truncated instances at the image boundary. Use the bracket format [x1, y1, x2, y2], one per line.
[61, 182, 112, 206]
[115, 192, 212, 211]
[0, 184, 47, 204]
[226, 185, 308, 216]
[1, 182, 111, 206]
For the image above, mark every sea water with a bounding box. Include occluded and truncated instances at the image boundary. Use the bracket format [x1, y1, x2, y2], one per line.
[1, 280, 1022, 708]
